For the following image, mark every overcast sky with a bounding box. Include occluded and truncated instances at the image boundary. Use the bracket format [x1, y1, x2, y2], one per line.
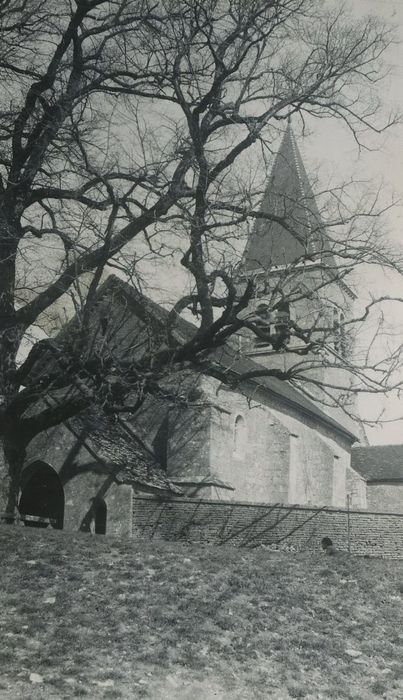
[304, 0, 403, 241]
[265, 1, 403, 444]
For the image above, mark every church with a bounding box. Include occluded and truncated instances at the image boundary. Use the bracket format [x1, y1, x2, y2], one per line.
[19, 125, 386, 536]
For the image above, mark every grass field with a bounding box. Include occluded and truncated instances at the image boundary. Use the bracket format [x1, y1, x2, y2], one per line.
[0, 526, 403, 699]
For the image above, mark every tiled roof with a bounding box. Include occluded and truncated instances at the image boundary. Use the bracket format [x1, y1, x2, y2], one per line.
[210, 342, 357, 441]
[102, 275, 357, 442]
[351, 445, 403, 483]
[241, 123, 335, 272]
[68, 408, 183, 495]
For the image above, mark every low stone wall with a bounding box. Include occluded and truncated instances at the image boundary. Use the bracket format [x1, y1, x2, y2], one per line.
[132, 496, 403, 558]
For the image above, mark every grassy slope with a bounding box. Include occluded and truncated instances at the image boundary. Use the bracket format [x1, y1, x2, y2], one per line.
[0, 527, 403, 699]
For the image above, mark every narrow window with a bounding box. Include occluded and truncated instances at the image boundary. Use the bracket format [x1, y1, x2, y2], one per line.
[340, 312, 347, 358]
[153, 412, 169, 471]
[333, 308, 347, 357]
[233, 415, 247, 457]
[253, 304, 270, 346]
[274, 301, 290, 343]
[94, 499, 107, 535]
[333, 307, 340, 352]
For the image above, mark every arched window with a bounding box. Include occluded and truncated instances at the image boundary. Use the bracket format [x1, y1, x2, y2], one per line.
[233, 415, 247, 457]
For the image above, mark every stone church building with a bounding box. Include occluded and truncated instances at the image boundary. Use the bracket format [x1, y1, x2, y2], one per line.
[19, 125, 385, 536]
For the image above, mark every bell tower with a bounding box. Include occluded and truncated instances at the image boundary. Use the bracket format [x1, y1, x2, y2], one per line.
[237, 122, 358, 428]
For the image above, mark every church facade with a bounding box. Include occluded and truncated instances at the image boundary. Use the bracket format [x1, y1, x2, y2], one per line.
[18, 126, 376, 536]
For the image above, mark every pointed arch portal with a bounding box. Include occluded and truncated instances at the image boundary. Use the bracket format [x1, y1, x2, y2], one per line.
[19, 461, 64, 529]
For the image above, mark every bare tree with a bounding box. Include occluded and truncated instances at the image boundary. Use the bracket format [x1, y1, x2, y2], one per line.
[0, 0, 400, 516]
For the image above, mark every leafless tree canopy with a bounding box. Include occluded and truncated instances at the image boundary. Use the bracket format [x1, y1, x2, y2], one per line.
[0, 0, 401, 512]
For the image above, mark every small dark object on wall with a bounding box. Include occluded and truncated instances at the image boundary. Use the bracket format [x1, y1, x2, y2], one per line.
[321, 537, 337, 555]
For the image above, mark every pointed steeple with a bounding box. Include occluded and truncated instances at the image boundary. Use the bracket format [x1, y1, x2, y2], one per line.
[241, 123, 328, 272]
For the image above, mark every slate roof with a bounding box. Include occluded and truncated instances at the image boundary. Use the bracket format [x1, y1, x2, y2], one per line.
[241, 122, 335, 272]
[101, 275, 358, 442]
[210, 343, 357, 441]
[351, 445, 403, 483]
[67, 408, 183, 495]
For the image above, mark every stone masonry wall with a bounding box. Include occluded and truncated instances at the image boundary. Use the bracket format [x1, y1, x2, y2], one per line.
[367, 484, 403, 514]
[132, 496, 403, 559]
[208, 394, 290, 503]
[24, 423, 133, 537]
[346, 465, 367, 510]
[203, 376, 351, 507]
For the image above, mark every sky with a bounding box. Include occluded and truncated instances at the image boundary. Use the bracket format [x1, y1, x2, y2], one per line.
[298, 1, 403, 443]
[304, 1, 403, 243]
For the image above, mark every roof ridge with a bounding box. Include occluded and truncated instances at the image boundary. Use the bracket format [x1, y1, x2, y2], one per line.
[353, 443, 403, 450]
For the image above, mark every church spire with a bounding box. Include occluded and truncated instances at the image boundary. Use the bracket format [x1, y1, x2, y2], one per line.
[241, 123, 328, 272]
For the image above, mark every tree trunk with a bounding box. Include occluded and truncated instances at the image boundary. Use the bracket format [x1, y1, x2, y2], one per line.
[0, 321, 25, 523]
[0, 436, 26, 523]
[0, 213, 26, 522]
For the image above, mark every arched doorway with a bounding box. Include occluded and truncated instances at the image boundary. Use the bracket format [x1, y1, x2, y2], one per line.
[19, 461, 64, 529]
[94, 499, 107, 535]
